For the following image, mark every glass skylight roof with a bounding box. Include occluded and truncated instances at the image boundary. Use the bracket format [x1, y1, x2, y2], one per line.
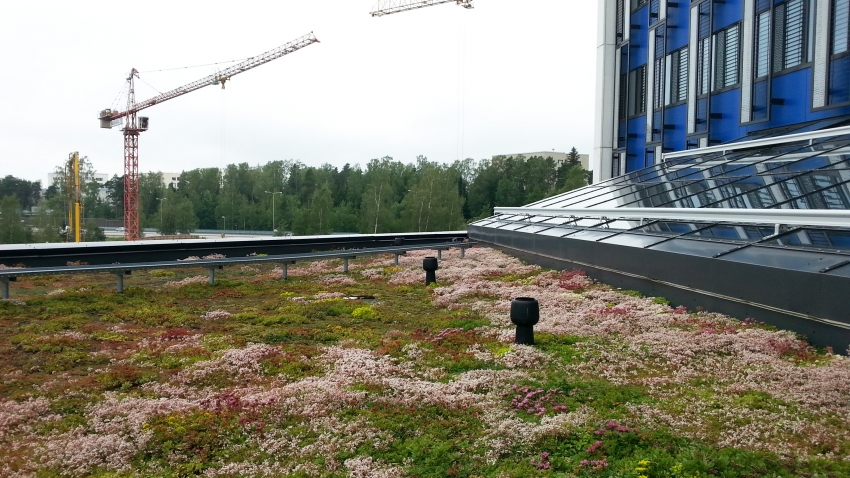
[470, 130, 850, 276]
[526, 134, 850, 211]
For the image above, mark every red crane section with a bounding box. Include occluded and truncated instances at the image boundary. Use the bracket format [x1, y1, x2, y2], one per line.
[370, 0, 473, 17]
[100, 32, 320, 241]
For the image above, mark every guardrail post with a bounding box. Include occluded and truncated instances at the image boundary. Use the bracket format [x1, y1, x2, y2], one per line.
[208, 267, 218, 285]
[460, 246, 466, 259]
[115, 273, 124, 294]
[282, 262, 289, 280]
[394, 254, 400, 265]
[0, 277, 9, 300]
[437, 249, 442, 260]
[343, 258, 349, 273]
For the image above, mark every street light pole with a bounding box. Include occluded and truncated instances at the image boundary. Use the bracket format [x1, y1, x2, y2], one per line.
[264, 191, 281, 234]
[221, 215, 226, 231]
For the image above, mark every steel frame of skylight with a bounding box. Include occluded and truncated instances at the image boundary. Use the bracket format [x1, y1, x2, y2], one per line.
[663, 124, 850, 159]
[492, 206, 850, 228]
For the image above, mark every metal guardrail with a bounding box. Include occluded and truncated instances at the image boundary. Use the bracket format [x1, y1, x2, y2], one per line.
[0, 241, 475, 299]
[0, 231, 469, 268]
[492, 206, 850, 228]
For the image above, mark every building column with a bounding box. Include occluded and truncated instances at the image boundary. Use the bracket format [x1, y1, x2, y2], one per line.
[593, 0, 618, 182]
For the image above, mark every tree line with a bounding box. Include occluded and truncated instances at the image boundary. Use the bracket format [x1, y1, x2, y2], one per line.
[0, 148, 589, 243]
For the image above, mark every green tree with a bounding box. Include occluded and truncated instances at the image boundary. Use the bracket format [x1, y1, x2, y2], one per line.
[104, 175, 124, 219]
[360, 157, 399, 234]
[556, 164, 589, 193]
[83, 220, 106, 242]
[138, 172, 165, 228]
[158, 192, 198, 235]
[401, 159, 465, 232]
[292, 185, 333, 235]
[0, 196, 32, 244]
[32, 195, 65, 242]
[567, 146, 581, 166]
[555, 147, 589, 194]
[0, 176, 42, 212]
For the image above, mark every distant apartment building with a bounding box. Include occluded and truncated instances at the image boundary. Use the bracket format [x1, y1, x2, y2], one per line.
[493, 151, 590, 170]
[162, 173, 181, 190]
[47, 172, 109, 188]
[47, 172, 110, 201]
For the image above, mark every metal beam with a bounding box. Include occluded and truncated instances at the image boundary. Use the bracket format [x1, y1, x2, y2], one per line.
[492, 207, 850, 228]
[0, 231, 468, 268]
[663, 125, 850, 160]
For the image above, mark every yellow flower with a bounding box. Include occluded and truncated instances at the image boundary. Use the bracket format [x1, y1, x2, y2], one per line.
[637, 475, 649, 478]
[638, 460, 651, 466]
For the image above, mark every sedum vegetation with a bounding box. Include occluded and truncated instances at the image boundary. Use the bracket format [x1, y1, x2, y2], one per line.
[0, 247, 848, 477]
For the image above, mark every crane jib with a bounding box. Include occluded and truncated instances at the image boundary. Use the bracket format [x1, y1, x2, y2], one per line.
[101, 32, 319, 121]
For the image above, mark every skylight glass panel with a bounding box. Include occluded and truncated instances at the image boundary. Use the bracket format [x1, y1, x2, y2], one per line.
[600, 233, 670, 248]
[632, 221, 709, 235]
[469, 220, 494, 226]
[515, 224, 553, 233]
[687, 225, 753, 242]
[596, 220, 641, 230]
[498, 223, 528, 230]
[571, 218, 609, 227]
[766, 228, 850, 252]
[537, 227, 577, 237]
[542, 216, 575, 225]
[568, 230, 618, 241]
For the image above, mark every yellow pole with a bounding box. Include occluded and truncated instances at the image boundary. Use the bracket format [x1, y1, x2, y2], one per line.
[74, 153, 81, 242]
[67, 155, 73, 242]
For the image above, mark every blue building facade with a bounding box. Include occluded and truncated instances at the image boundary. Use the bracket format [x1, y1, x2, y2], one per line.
[592, 0, 850, 181]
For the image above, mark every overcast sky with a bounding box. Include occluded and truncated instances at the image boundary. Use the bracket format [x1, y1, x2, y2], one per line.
[0, 0, 598, 184]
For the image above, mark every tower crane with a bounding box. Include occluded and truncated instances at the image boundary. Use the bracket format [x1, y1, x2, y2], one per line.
[99, 32, 320, 241]
[371, 0, 473, 17]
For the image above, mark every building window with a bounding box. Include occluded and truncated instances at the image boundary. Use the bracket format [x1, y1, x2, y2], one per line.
[612, 153, 623, 178]
[713, 23, 740, 90]
[653, 56, 665, 110]
[618, 72, 628, 121]
[653, 28, 665, 110]
[830, 0, 850, 104]
[696, 1, 712, 96]
[697, 37, 712, 95]
[649, 0, 660, 24]
[755, 8, 771, 78]
[665, 47, 689, 104]
[834, 0, 849, 55]
[773, 0, 809, 72]
[616, 0, 625, 42]
[628, 65, 647, 116]
[632, 0, 648, 9]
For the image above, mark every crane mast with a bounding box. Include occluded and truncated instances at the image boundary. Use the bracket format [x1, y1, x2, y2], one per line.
[100, 32, 319, 241]
[371, 0, 473, 17]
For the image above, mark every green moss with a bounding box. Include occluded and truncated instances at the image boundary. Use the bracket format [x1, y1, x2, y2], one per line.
[96, 365, 158, 390]
[148, 270, 175, 277]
